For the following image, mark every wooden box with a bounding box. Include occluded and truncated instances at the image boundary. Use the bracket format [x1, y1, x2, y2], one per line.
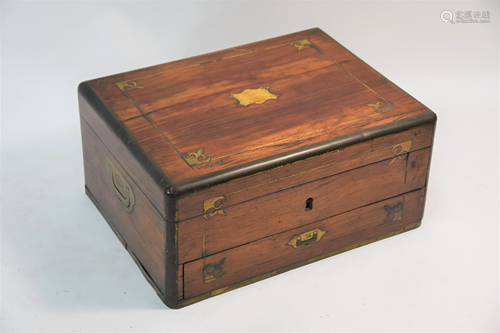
[78, 28, 436, 308]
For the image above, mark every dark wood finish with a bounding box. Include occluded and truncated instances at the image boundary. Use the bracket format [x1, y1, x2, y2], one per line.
[79, 28, 437, 308]
[184, 189, 425, 298]
[81, 119, 166, 295]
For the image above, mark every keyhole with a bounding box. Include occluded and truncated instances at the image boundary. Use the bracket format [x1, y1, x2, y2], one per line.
[305, 198, 313, 211]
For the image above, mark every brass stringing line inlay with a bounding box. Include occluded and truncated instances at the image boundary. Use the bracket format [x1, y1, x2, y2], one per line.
[221, 137, 419, 197]
[118, 87, 187, 168]
[114, 41, 296, 89]
[311, 44, 391, 103]
[181, 222, 418, 306]
[208, 111, 392, 162]
[117, 38, 402, 166]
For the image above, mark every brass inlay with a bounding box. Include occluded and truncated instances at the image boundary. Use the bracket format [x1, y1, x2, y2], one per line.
[117, 81, 144, 91]
[104, 157, 135, 213]
[287, 228, 326, 249]
[384, 202, 404, 222]
[204, 257, 226, 283]
[291, 39, 312, 51]
[230, 87, 278, 107]
[183, 147, 211, 166]
[115, 38, 408, 166]
[390, 140, 412, 165]
[203, 196, 226, 220]
[366, 101, 395, 113]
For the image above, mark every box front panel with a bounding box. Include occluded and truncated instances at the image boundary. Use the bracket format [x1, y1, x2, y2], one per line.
[178, 125, 433, 264]
[177, 144, 431, 300]
[178, 123, 434, 221]
[183, 189, 425, 298]
[205, 156, 408, 255]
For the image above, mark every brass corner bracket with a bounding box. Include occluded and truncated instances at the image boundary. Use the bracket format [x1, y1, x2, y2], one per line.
[182, 147, 211, 166]
[116, 81, 144, 92]
[291, 39, 312, 52]
[366, 100, 396, 113]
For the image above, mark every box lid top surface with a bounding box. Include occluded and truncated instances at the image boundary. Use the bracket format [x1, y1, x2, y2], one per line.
[82, 28, 435, 196]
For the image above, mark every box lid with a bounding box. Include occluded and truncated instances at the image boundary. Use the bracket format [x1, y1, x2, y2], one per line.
[79, 28, 436, 197]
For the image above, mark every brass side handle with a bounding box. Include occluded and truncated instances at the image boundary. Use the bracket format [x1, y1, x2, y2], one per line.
[104, 157, 135, 213]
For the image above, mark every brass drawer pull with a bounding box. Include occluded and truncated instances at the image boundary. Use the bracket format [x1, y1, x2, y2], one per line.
[287, 228, 326, 249]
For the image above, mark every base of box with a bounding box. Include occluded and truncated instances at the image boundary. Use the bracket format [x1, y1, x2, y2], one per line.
[87, 186, 421, 309]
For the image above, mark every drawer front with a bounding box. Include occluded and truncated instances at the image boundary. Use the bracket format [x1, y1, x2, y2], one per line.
[183, 189, 426, 298]
[178, 148, 430, 263]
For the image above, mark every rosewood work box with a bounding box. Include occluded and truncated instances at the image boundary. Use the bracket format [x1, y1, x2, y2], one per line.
[79, 28, 436, 308]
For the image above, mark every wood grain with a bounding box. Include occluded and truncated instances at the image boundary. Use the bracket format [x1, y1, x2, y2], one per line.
[406, 148, 431, 192]
[87, 29, 324, 122]
[183, 189, 425, 298]
[178, 265, 183, 300]
[79, 95, 171, 220]
[178, 123, 434, 221]
[80, 28, 437, 308]
[178, 147, 430, 263]
[81, 118, 166, 295]
[84, 28, 433, 184]
[123, 41, 333, 114]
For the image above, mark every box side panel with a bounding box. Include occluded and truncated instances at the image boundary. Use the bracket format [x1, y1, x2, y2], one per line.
[183, 188, 425, 298]
[81, 118, 166, 296]
[79, 85, 172, 220]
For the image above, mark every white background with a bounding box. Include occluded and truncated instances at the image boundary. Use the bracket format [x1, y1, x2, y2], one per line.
[1, 1, 499, 332]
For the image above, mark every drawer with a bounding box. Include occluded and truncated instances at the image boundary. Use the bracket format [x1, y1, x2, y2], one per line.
[183, 188, 426, 298]
[178, 148, 430, 263]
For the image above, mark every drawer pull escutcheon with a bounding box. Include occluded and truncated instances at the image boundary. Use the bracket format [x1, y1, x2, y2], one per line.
[287, 228, 326, 249]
